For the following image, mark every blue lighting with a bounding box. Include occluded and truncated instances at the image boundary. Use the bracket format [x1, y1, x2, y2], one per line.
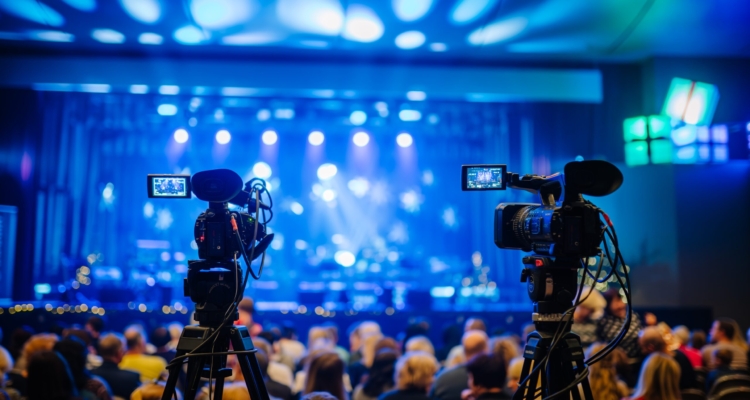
[711, 125, 728, 143]
[343, 4, 384, 43]
[696, 126, 710, 143]
[406, 91, 427, 101]
[34, 283, 52, 295]
[119, 0, 161, 24]
[350, 110, 367, 126]
[399, 110, 422, 122]
[0, 0, 65, 26]
[674, 145, 697, 164]
[159, 85, 180, 95]
[222, 32, 280, 46]
[92, 29, 125, 44]
[173, 128, 189, 143]
[253, 162, 272, 179]
[62, 0, 96, 12]
[347, 178, 370, 197]
[430, 286, 455, 298]
[429, 42, 447, 52]
[392, 0, 433, 22]
[221, 87, 258, 96]
[395, 31, 426, 50]
[257, 109, 271, 121]
[714, 145, 728, 162]
[467, 16, 527, 46]
[309, 131, 325, 146]
[334, 250, 355, 267]
[290, 202, 304, 215]
[79, 84, 111, 93]
[450, 0, 498, 25]
[157, 104, 178, 116]
[396, 133, 413, 148]
[277, 0, 344, 36]
[28, 30, 74, 42]
[190, 0, 258, 30]
[671, 125, 697, 146]
[317, 163, 338, 180]
[262, 130, 278, 145]
[129, 85, 149, 94]
[216, 129, 231, 145]
[322, 189, 337, 202]
[353, 132, 370, 147]
[138, 32, 163, 45]
[174, 25, 207, 45]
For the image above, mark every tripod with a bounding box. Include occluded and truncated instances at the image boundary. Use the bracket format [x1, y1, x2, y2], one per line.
[513, 256, 593, 400]
[161, 320, 270, 400]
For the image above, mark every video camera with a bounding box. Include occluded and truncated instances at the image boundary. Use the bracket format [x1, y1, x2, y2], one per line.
[147, 169, 274, 325]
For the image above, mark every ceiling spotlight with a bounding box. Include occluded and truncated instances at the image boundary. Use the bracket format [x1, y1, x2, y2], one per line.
[317, 163, 338, 180]
[308, 131, 325, 146]
[350, 110, 367, 126]
[353, 131, 370, 147]
[396, 132, 413, 147]
[395, 30, 426, 49]
[173, 128, 189, 143]
[252, 162, 272, 179]
[262, 130, 278, 145]
[215, 129, 231, 144]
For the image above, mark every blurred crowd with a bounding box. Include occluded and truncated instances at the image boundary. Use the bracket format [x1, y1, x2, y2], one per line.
[0, 290, 749, 400]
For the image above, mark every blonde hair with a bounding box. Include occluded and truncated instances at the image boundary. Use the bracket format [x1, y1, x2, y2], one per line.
[631, 352, 681, 400]
[585, 343, 627, 400]
[404, 336, 434, 355]
[727, 319, 749, 351]
[361, 332, 384, 368]
[307, 326, 334, 350]
[490, 336, 520, 369]
[18, 333, 58, 372]
[578, 286, 606, 318]
[395, 351, 438, 391]
[130, 383, 166, 400]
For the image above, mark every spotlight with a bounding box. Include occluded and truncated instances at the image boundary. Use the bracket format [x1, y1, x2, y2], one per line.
[399, 109, 422, 121]
[215, 129, 231, 144]
[350, 110, 367, 126]
[290, 202, 304, 215]
[262, 130, 278, 145]
[334, 250, 355, 267]
[322, 189, 337, 202]
[157, 104, 178, 116]
[317, 163, 338, 180]
[353, 131, 370, 147]
[396, 132, 413, 147]
[173, 128, 189, 143]
[252, 162, 272, 179]
[308, 130, 325, 146]
[406, 91, 426, 101]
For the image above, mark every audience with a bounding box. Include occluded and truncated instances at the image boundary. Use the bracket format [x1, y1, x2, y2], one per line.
[702, 317, 748, 370]
[705, 347, 735, 393]
[26, 350, 79, 400]
[444, 319, 486, 366]
[150, 326, 176, 365]
[628, 352, 681, 400]
[324, 324, 351, 364]
[638, 326, 697, 390]
[238, 297, 263, 338]
[278, 323, 306, 371]
[380, 352, 438, 400]
[571, 287, 606, 348]
[243, 350, 292, 400]
[597, 289, 643, 385]
[462, 354, 508, 400]
[130, 382, 167, 400]
[690, 329, 707, 351]
[348, 322, 382, 366]
[84, 316, 105, 353]
[503, 357, 524, 397]
[348, 332, 384, 388]
[252, 337, 294, 389]
[91, 333, 141, 400]
[352, 350, 398, 400]
[672, 325, 703, 368]
[430, 330, 488, 400]
[404, 336, 435, 357]
[5, 333, 58, 396]
[585, 342, 629, 400]
[488, 336, 520, 371]
[434, 325, 462, 364]
[304, 352, 348, 400]
[120, 330, 167, 382]
[53, 336, 111, 400]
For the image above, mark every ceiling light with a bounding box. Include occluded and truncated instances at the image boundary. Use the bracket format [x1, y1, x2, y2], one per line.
[308, 131, 325, 146]
[467, 16, 527, 46]
[174, 25, 208, 45]
[406, 91, 426, 101]
[343, 4, 384, 43]
[216, 129, 231, 144]
[429, 42, 447, 52]
[353, 132, 370, 147]
[138, 32, 163, 45]
[395, 31, 426, 49]
[190, 0, 258, 30]
[277, 0, 344, 36]
[0, 0, 65, 26]
[92, 29, 125, 44]
[119, 0, 162, 24]
[392, 0, 433, 22]
[450, 0, 498, 25]
[350, 110, 367, 126]
[28, 30, 74, 42]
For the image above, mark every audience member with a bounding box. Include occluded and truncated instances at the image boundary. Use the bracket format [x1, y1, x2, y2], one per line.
[706, 348, 736, 393]
[638, 326, 697, 390]
[65, 328, 102, 370]
[444, 319, 487, 366]
[26, 350, 79, 400]
[237, 297, 263, 338]
[0, 328, 12, 375]
[405, 336, 435, 356]
[91, 333, 141, 400]
[85, 316, 105, 352]
[252, 337, 293, 389]
[166, 323, 183, 351]
[120, 330, 167, 383]
[130, 382, 167, 400]
[585, 342, 629, 400]
[463, 354, 508, 400]
[303, 392, 340, 400]
[8, 327, 34, 361]
[488, 336, 520, 371]
[380, 352, 438, 400]
[597, 289, 643, 385]
[434, 325, 462, 364]
[150, 326, 176, 364]
[374, 337, 401, 357]
[54, 336, 111, 400]
[571, 287, 606, 348]
[308, 326, 336, 351]
[5, 333, 58, 396]
[628, 352, 681, 400]
[672, 325, 702, 369]
[294, 349, 353, 395]
[303, 352, 347, 400]
[323, 323, 351, 364]
[503, 357, 525, 398]
[690, 329, 707, 350]
[430, 330, 488, 400]
[278, 323, 306, 371]
[240, 350, 292, 400]
[349, 333, 385, 388]
[401, 319, 431, 354]
[348, 322, 382, 366]
[353, 350, 398, 400]
[702, 318, 748, 370]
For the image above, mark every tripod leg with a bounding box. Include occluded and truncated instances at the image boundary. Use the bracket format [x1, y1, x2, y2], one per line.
[184, 356, 206, 400]
[230, 327, 270, 400]
[213, 374, 225, 400]
[161, 350, 186, 400]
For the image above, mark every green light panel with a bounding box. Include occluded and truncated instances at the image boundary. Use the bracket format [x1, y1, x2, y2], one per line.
[648, 115, 671, 139]
[649, 140, 672, 164]
[662, 77, 720, 126]
[625, 142, 649, 166]
[623, 116, 647, 142]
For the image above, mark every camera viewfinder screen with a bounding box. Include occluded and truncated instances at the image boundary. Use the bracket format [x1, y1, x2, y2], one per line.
[152, 177, 189, 197]
[465, 166, 505, 190]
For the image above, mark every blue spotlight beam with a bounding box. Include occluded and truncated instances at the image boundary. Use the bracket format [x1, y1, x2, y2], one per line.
[2, 56, 603, 103]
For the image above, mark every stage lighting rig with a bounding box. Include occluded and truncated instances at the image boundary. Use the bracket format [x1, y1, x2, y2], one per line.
[462, 161, 632, 400]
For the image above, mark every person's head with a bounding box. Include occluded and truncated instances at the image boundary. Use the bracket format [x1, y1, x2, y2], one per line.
[505, 357, 524, 393]
[130, 382, 167, 400]
[489, 336, 520, 369]
[360, 332, 385, 368]
[521, 323, 535, 344]
[150, 326, 171, 350]
[252, 337, 273, 359]
[10, 326, 35, 359]
[125, 330, 146, 354]
[638, 326, 667, 356]
[404, 335, 435, 355]
[631, 352, 681, 400]
[467, 354, 505, 394]
[348, 321, 381, 352]
[585, 343, 623, 400]
[304, 352, 346, 400]
[363, 350, 399, 397]
[85, 316, 104, 339]
[441, 324, 463, 348]
[464, 318, 486, 332]
[672, 325, 690, 346]
[167, 322, 183, 344]
[462, 330, 489, 360]
[98, 333, 125, 363]
[602, 288, 626, 319]
[574, 287, 606, 322]
[301, 392, 339, 400]
[258, 330, 279, 348]
[395, 351, 438, 393]
[26, 350, 78, 400]
[53, 336, 90, 390]
[281, 322, 297, 340]
[691, 329, 707, 350]
[713, 348, 733, 368]
[308, 326, 335, 351]
[322, 324, 339, 345]
[21, 333, 58, 371]
[709, 318, 736, 344]
[237, 297, 255, 328]
[374, 337, 401, 356]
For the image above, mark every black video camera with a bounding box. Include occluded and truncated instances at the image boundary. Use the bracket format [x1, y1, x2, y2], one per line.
[461, 161, 623, 258]
[147, 169, 274, 324]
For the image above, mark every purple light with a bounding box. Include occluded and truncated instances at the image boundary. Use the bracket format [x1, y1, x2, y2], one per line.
[711, 125, 728, 144]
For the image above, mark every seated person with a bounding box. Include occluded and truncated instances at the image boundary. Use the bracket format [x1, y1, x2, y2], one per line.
[462, 354, 509, 400]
